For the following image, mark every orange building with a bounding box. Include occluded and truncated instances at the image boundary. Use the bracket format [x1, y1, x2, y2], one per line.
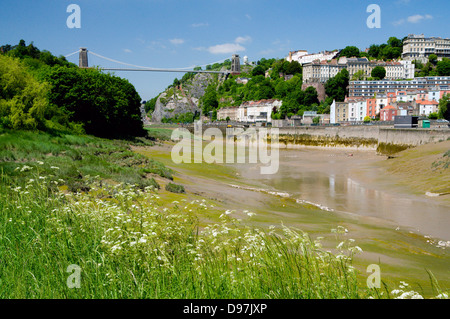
[366, 98, 377, 119]
[387, 92, 397, 105]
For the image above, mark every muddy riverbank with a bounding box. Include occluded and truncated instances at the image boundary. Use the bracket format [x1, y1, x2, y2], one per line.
[134, 140, 450, 294]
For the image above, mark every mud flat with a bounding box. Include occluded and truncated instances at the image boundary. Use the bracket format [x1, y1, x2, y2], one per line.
[134, 140, 450, 294]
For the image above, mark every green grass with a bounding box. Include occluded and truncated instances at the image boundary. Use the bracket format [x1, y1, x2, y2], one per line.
[2, 176, 445, 298]
[0, 128, 447, 299]
[144, 126, 174, 142]
[0, 176, 392, 299]
[0, 129, 168, 191]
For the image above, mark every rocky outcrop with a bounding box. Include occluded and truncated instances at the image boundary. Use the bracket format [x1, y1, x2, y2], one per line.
[151, 72, 222, 122]
[151, 90, 200, 123]
[183, 73, 215, 99]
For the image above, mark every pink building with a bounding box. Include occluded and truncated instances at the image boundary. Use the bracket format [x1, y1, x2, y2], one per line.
[380, 105, 397, 121]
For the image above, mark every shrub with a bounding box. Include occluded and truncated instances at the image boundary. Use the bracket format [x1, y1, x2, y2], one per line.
[165, 182, 185, 193]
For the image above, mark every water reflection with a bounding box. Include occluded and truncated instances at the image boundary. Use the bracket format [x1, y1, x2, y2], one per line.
[237, 149, 450, 241]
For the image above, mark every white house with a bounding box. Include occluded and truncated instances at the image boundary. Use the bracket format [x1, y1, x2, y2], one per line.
[348, 99, 367, 121]
[399, 60, 415, 79]
[428, 89, 441, 102]
[376, 94, 388, 114]
[418, 100, 439, 116]
[330, 100, 336, 124]
[287, 50, 340, 65]
[238, 99, 282, 123]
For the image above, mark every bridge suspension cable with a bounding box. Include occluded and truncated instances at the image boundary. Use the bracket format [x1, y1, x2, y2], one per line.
[64, 49, 81, 58]
[88, 50, 229, 72]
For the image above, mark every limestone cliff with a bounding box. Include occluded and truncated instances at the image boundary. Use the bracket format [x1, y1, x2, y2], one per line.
[151, 72, 226, 122]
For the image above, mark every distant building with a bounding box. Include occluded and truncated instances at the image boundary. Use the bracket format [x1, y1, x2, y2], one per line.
[235, 77, 250, 84]
[237, 99, 282, 123]
[366, 98, 377, 119]
[380, 105, 397, 121]
[301, 111, 329, 124]
[231, 54, 241, 74]
[334, 102, 349, 123]
[330, 100, 336, 124]
[348, 98, 367, 122]
[303, 57, 415, 84]
[417, 100, 439, 116]
[396, 102, 419, 117]
[376, 94, 388, 114]
[402, 34, 450, 63]
[217, 107, 238, 121]
[286, 50, 339, 65]
[302, 111, 318, 124]
[348, 77, 450, 98]
[302, 58, 346, 83]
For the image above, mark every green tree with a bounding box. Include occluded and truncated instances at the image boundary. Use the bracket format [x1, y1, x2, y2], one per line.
[387, 36, 402, 48]
[438, 94, 450, 120]
[428, 54, 438, 65]
[303, 86, 319, 106]
[325, 69, 349, 102]
[0, 55, 53, 130]
[340, 46, 360, 58]
[201, 84, 218, 114]
[368, 44, 380, 58]
[351, 70, 366, 81]
[251, 65, 265, 76]
[371, 66, 386, 80]
[428, 112, 438, 120]
[145, 95, 158, 113]
[285, 61, 302, 75]
[436, 58, 450, 76]
[45, 66, 144, 138]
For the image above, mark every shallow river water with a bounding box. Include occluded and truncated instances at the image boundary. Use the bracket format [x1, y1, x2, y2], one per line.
[237, 148, 450, 241]
[138, 143, 450, 291]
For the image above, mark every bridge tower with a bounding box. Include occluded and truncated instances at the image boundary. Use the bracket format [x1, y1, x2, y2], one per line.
[231, 54, 240, 74]
[79, 48, 88, 68]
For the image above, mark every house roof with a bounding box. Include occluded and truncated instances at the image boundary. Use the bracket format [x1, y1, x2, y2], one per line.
[417, 100, 438, 105]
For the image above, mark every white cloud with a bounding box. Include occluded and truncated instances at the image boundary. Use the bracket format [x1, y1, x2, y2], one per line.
[393, 19, 405, 26]
[245, 14, 252, 20]
[147, 41, 166, 50]
[393, 13, 433, 26]
[235, 36, 252, 44]
[169, 38, 185, 45]
[407, 14, 433, 23]
[123, 48, 132, 53]
[208, 43, 246, 54]
[206, 36, 251, 54]
[191, 22, 209, 28]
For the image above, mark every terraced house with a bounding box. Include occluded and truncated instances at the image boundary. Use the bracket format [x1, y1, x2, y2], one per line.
[402, 34, 450, 63]
[303, 57, 415, 84]
[348, 77, 450, 98]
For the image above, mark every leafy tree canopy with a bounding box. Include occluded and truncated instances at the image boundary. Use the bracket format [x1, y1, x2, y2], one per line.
[371, 66, 386, 80]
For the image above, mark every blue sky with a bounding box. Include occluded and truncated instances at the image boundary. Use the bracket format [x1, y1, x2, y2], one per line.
[1, 0, 449, 100]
